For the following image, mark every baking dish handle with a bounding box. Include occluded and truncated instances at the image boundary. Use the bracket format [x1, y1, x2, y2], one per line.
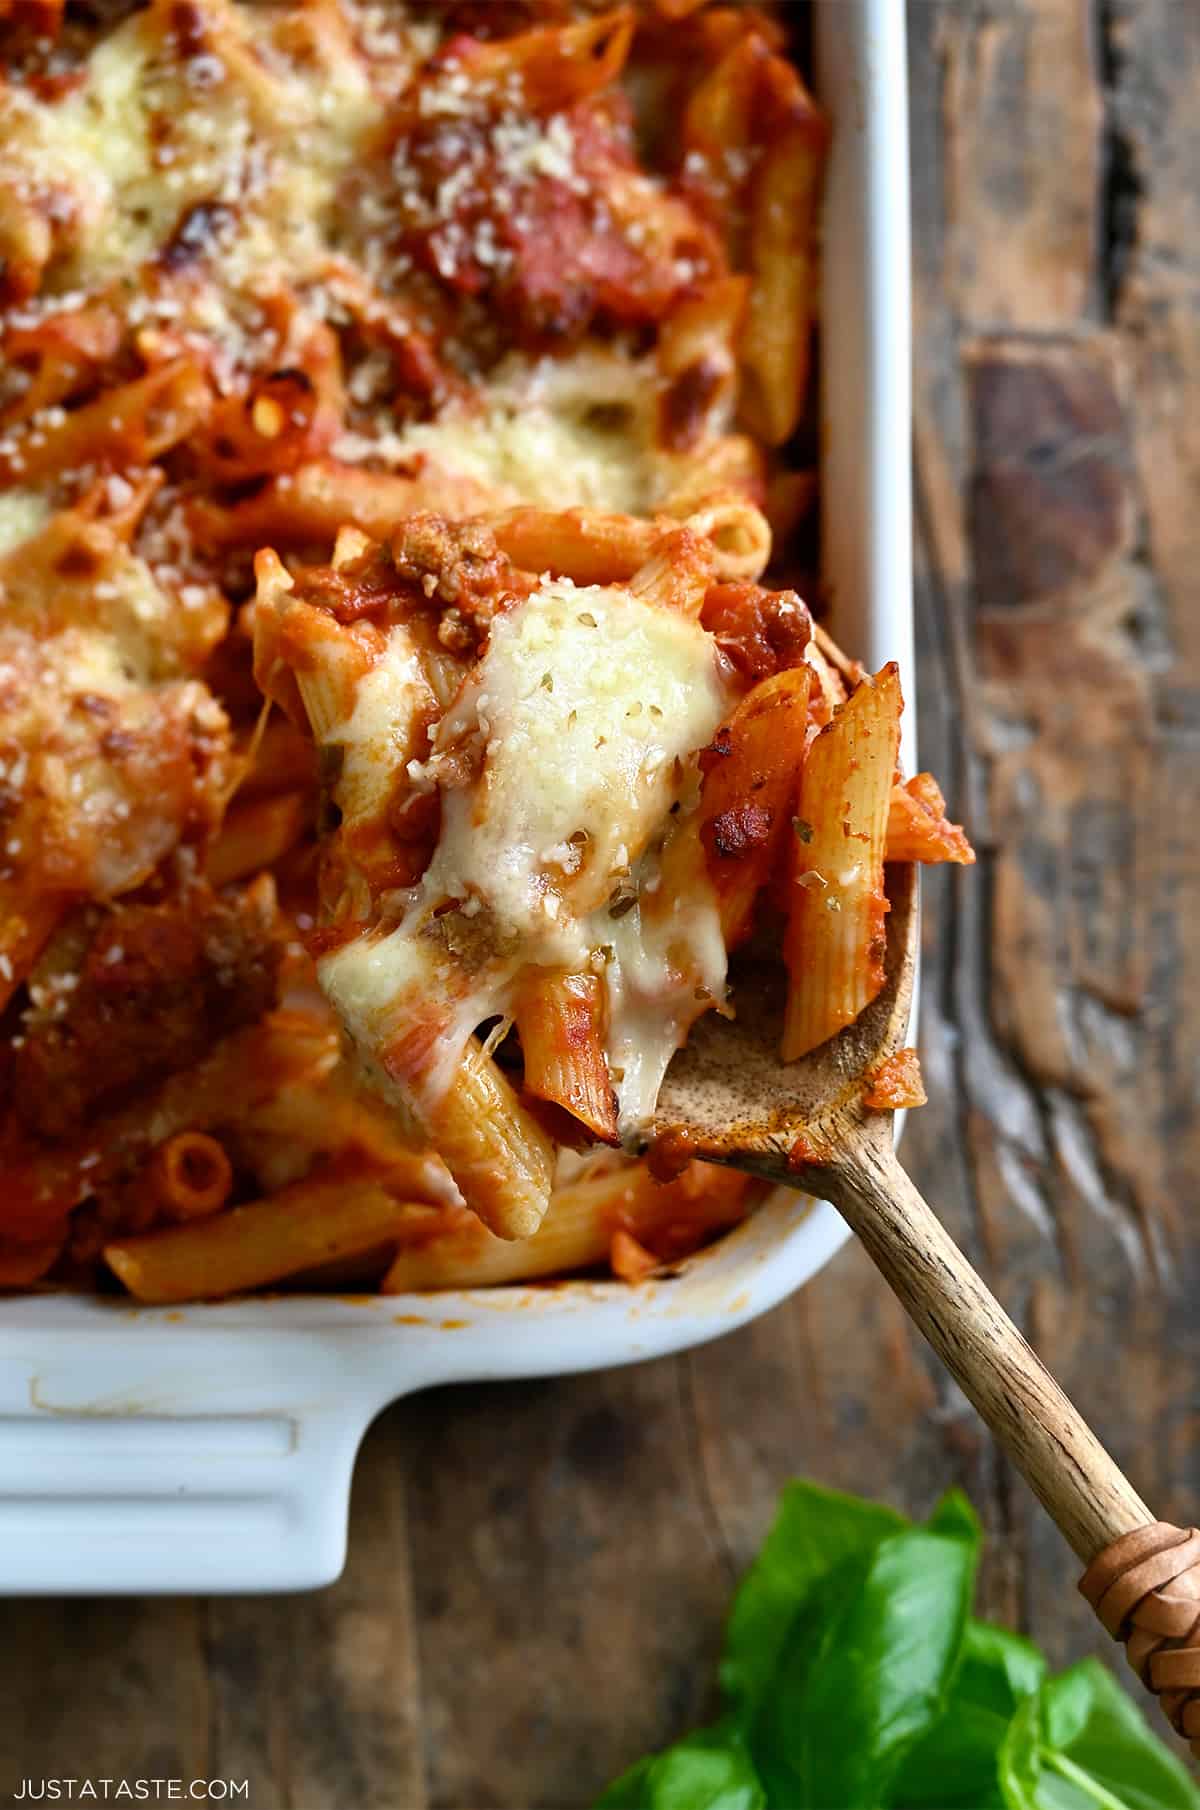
[0, 1401, 377, 1592]
[0, 1317, 433, 1593]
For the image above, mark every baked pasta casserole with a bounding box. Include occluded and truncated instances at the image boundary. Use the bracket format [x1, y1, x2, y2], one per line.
[0, 0, 972, 1302]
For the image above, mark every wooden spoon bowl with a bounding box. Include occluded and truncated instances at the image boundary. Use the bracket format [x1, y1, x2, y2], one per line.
[655, 861, 916, 1180]
[654, 860, 1200, 1757]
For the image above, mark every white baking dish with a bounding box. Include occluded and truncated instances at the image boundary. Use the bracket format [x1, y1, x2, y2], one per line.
[0, 0, 911, 1594]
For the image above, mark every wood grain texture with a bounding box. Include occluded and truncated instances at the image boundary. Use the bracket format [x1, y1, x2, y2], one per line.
[818, 1124, 1151, 1564]
[0, 4, 1196, 1803]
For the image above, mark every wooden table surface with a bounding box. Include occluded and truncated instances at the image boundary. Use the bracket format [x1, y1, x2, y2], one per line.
[4, 5, 1199, 1805]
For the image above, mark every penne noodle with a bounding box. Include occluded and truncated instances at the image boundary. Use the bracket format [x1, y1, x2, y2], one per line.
[251, 550, 378, 740]
[148, 1132, 234, 1221]
[191, 460, 499, 552]
[805, 636, 851, 723]
[658, 434, 768, 519]
[782, 665, 903, 1060]
[740, 101, 829, 446]
[0, 1011, 341, 1238]
[0, 359, 212, 483]
[700, 665, 812, 946]
[455, 10, 635, 113]
[0, 298, 124, 429]
[105, 1173, 430, 1304]
[420, 1041, 557, 1242]
[627, 528, 715, 616]
[236, 717, 318, 801]
[515, 971, 619, 1145]
[609, 1227, 659, 1283]
[235, 1076, 456, 1199]
[206, 790, 311, 888]
[683, 31, 765, 240]
[381, 1159, 752, 1292]
[0, 889, 69, 1015]
[886, 775, 976, 866]
[657, 277, 748, 431]
[489, 506, 665, 585]
[683, 496, 771, 582]
[489, 503, 770, 587]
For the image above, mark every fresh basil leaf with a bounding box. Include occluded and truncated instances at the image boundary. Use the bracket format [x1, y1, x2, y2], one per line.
[595, 1722, 765, 1810]
[925, 1489, 983, 1545]
[598, 1758, 658, 1809]
[891, 1620, 1047, 1808]
[1036, 1660, 1200, 1810]
[963, 1621, 1049, 1708]
[997, 1690, 1043, 1809]
[752, 1524, 979, 1806]
[721, 1482, 907, 1719]
[995, 1660, 1200, 1810]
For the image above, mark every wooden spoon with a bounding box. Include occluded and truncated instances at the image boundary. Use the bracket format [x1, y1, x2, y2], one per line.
[654, 860, 1200, 1754]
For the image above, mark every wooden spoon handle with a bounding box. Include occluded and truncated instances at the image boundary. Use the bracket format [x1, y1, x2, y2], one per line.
[823, 1125, 1200, 1752]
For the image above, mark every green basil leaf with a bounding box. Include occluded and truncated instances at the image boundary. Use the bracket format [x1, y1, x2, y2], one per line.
[595, 1722, 765, 1810]
[721, 1482, 907, 1719]
[598, 1758, 658, 1809]
[962, 1622, 1049, 1709]
[752, 1524, 979, 1806]
[891, 1620, 1047, 1807]
[925, 1490, 983, 1545]
[997, 1690, 1043, 1809]
[1036, 1660, 1200, 1810]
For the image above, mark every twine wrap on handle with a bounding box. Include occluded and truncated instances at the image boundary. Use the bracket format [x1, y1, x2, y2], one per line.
[1079, 1522, 1200, 1757]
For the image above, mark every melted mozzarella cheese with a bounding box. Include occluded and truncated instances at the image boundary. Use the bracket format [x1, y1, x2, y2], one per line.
[323, 577, 733, 1133]
[337, 349, 663, 514]
[0, 491, 50, 555]
[319, 927, 428, 1041]
[602, 863, 728, 1132]
[418, 580, 728, 958]
[1, 5, 386, 293]
[329, 629, 432, 823]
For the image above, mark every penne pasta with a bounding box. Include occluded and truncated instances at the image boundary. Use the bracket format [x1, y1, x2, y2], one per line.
[192, 461, 499, 553]
[105, 1173, 431, 1304]
[206, 791, 311, 888]
[0, 889, 69, 1015]
[381, 1159, 753, 1293]
[515, 971, 619, 1145]
[148, 1132, 235, 1221]
[626, 528, 716, 616]
[489, 502, 770, 587]
[451, 10, 635, 113]
[886, 775, 976, 866]
[251, 551, 378, 742]
[657, 277, 748, 452]
[683, 31, 765, 241]
[700, 664, 812, 946]
[235, 717, 318, 802]
[782, 665, 903, 1061]
[740, 98, 829, 446]
[0, 360, 212, 484]
[420, 1042, 558, 1242]
[0, 1011, 341, 1239]
[683, 497, 771, 583]
[488, 506, 668, 586]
